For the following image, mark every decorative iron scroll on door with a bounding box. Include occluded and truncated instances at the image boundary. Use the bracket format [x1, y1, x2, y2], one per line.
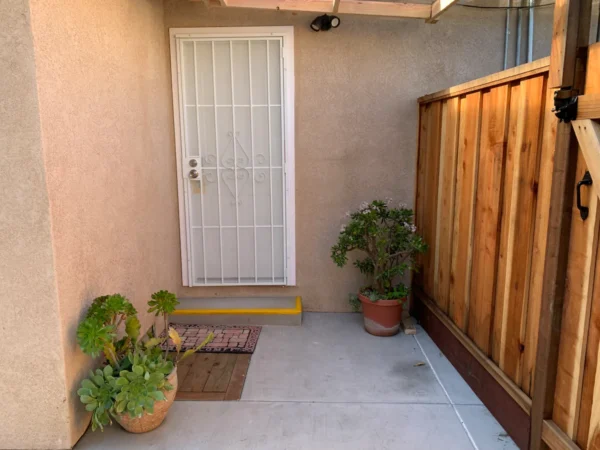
[203, 131, 267, 206]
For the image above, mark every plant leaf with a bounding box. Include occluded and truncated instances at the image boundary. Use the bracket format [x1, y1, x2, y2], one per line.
[103, 342, 118, 367]
[178, 333, 213, 363]
[85, 402, 98, 411]
[115, 377, 129, 386]
[125, 316, 141, 341]
[144, 337, 162, 349]
[150, 391, 165, 401]
[178, 348, 196, 363]
[148, 372, 164, 384]
[103, 365, 113, 377]
[168, 327, 182, 353]
[81, 379, 96, 390]
[80, 395, 94, 404]
[116, 400, 126, 414]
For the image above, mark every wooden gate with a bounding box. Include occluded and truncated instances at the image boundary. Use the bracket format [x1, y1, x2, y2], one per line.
[413, 2, 599, 449]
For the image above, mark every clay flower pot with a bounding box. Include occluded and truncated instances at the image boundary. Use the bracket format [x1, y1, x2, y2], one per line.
[358, 293, 404, 336]
[114, 369, 178, 433]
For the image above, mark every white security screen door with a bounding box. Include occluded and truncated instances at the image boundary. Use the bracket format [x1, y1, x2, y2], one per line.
[171, 27, 295, 287]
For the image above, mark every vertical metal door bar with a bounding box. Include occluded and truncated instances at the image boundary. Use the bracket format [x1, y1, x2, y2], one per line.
[211, 41, 225, 284]
[278, 39, 287, 284]
[178, 40, 195, 286]
[248, 40, 259, 283]
[266, 40, 275, 283]
[193, 42, 208, 284]
[229, 40, 242, 283]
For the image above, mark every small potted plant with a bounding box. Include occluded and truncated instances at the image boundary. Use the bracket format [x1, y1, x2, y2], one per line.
[76, 291, 212, 433]
[331, 200, 427, 336]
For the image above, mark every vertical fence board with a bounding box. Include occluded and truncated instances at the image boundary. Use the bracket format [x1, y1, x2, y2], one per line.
[520, 87, 556, 396]
[434, 97, 460, 313]
[448, 92, 482, 332]
[492, 82, 521, 366]
[414, 104, 429, 289]
[422, 102, 443, 299]
[467, 85, 510, 355]
[497, 75, 545, 383]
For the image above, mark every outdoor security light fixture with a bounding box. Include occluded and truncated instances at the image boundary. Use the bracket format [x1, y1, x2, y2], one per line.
[310, 14, 341, 32]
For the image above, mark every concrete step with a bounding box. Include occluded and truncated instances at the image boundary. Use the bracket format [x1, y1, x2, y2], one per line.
[170, 296, 302, 326]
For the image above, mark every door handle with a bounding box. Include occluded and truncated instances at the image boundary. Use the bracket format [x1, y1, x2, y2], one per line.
[189, 169, 199, 179]
[577, 171, 593, 220]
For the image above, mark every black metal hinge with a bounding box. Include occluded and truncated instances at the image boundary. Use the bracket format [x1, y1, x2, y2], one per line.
[552, 87, 578, 123]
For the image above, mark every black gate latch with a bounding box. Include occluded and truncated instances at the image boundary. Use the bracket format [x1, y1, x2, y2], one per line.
[553, 87, 578, 123]
[577, 171, 593, 220]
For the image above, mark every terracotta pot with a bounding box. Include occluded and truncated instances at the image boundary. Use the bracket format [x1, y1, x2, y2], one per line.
[114, 369, 178, 433]
[358, 293, 404, 336]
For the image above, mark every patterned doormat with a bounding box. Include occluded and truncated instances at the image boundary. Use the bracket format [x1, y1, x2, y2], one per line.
[161, 324, 261, 354]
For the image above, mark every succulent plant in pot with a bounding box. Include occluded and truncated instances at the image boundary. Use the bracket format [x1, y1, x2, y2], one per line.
[331, 200, 427, 336]
[76, 292, 212, 433]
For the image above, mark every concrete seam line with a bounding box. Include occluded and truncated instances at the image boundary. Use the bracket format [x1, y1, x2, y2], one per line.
[236, 399, 461, 405]
[413, 334, 479, 450]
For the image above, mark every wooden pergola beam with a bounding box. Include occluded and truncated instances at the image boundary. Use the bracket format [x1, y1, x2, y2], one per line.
[214, 0, 333, 13]
[428, 0, 460, 23]
[337, 1, 430, 18]
[191, 0, 432, 20]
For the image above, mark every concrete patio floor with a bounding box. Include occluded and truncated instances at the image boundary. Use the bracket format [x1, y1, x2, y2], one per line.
[76, 313, 517, 450]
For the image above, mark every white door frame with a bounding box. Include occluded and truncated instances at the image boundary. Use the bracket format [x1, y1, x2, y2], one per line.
[169, 26, 296, 287]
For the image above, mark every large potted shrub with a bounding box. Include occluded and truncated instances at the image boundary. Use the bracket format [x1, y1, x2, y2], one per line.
[331, 200, 427, 336]
[76, 291, 212, 433]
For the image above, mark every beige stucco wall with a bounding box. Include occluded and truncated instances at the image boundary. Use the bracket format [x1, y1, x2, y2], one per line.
[26, 0, 179, 446]
[0, 0, 71, 448]
[2, 1, 554, 447]
[165, 1, 553, 311]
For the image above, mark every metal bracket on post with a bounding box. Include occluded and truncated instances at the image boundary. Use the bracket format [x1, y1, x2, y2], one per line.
[552, 87, 578, 122]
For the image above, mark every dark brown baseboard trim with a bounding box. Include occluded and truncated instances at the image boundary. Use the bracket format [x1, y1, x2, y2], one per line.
[413, 292, 530, 450]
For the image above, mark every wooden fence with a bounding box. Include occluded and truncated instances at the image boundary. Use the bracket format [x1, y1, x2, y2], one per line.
[414, 41, 600, 450]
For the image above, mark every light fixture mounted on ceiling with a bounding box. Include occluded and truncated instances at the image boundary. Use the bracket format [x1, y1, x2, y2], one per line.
[310, 14, 341, 32]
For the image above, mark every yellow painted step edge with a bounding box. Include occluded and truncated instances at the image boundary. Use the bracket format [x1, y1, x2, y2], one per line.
[171, 296, 302, 316]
